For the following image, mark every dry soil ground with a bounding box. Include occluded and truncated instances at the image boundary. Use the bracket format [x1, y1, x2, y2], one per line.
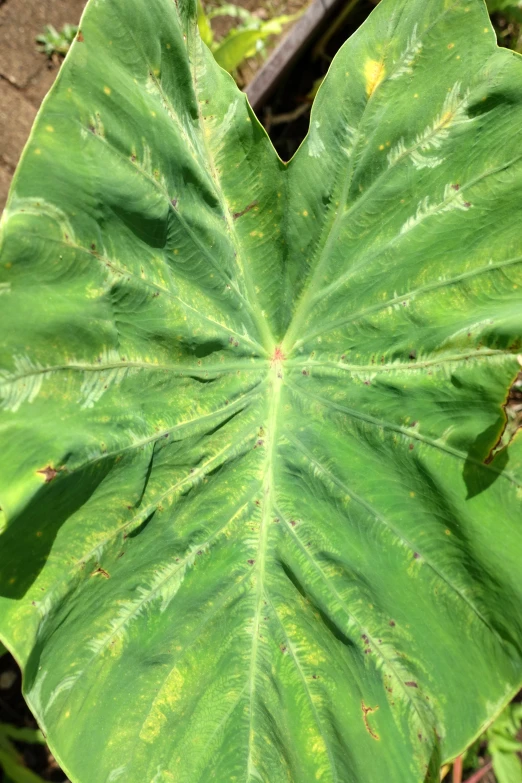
[0, 0, 87, 211]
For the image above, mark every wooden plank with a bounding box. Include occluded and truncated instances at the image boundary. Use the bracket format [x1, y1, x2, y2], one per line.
[245, 0, 344, 111]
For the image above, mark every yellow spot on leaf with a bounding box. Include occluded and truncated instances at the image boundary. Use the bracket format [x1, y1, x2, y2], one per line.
[104, 86, 111, 95]
[409, 492, 415, 498]
[302, 210, 308, 216]
[445, 529, 451, 536]
[484, 27, 489, 33]
[379, 144, 385, 151]
[414, 93, 419, 99]
[166, 43, 171, 49]
[34, 149, 41, 155]
[364, 59, 385, 98]
[45, 125, 54, 133]
[447, 42, 455, 49]
[151, 110, 157, 117]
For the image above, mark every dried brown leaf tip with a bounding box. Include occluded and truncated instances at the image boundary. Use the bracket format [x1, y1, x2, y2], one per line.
[485, 355, 522, 464]
[37, 466, 58, 483]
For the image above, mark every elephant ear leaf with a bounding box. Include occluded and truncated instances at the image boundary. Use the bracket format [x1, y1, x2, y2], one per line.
[0, 0, 522, 782]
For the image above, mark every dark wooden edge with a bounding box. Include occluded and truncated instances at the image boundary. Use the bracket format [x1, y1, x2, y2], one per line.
[245, 0, 346, 111]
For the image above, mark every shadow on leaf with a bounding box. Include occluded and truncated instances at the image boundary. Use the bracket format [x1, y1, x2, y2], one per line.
[0, 458, 117, 599]
[463, 416, 509, 499]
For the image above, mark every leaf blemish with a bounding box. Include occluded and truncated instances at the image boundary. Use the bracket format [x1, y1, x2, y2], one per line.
[91, 566, 110, 579]
[361, 701, 380, 740]
[405, 681, 418, 688]
[364, 59, 385, 98]
[484, 357, 522, 464]
[232, 200, 258, 219]
[37, 466, 58, 483]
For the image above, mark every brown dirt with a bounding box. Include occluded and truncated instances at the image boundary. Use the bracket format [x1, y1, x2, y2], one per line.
[0, 0, 87, 211]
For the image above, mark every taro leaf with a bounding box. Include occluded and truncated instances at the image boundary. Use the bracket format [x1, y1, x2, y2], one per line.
[0, 0, 521, 781]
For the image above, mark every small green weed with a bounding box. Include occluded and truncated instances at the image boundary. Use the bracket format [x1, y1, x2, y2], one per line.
[36, 24, 79, 59]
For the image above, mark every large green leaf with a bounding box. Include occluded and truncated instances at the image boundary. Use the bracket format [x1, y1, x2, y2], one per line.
[1, 0, 521, 781]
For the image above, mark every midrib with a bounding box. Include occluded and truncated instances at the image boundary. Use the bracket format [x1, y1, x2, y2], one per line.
[246, 362, 283, 779]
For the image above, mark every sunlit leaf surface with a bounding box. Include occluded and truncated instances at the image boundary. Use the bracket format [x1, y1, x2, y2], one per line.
[0, 0, 521, 781]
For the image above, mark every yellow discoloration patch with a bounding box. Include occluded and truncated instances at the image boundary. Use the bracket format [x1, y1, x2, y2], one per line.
[151, 110, 157, 118]
[409, 492, 415, 498]
[447, 42, 455, 50]
[302, 210, 309, 217]
[45, 125, 54, 133]
[305, 650, 325, 666]
[484, 27, 489, 33]
[364, 59, 385, 98]
[379, 144, 385, 151]
[34, 149, 41, 155]
[104, 86, 111, 95]
[140, 668, 185, 743]
[445, 529, 451, 536]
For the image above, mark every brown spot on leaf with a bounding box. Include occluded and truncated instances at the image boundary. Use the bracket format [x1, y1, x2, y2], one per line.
[247, 559, 255, 565]
[77, 30, 84, 42]
[361, 701, 380, 740]
[37, 466, 58, 483]
[91, 567, 110, 579]
[405, 681, 418, 688]
[232, 200, 258, 219]
[389, 620, 395, 627]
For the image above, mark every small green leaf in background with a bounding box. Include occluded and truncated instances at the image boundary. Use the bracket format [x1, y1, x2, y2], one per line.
[0, 723, 46, 783]
[1, 0, 522, 782]
[486, 702, 522, 783]
[198, 0, 301, 72]
[36, 24, 79, 59]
